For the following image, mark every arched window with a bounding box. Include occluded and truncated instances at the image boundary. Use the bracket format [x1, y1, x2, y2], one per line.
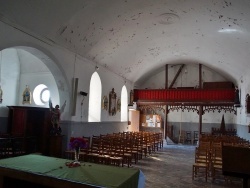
[88, 72, 102, 122]
[121, 85, 128, 121]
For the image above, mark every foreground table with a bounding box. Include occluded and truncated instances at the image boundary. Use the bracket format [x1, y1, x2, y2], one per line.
[0, 154, 144, 188]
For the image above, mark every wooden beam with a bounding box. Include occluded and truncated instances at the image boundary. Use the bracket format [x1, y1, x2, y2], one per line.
[165, 64, 168, 139]
[165, 64, 168, 89]
[199, 64, 202, 88]
[169, 64, 185, 89]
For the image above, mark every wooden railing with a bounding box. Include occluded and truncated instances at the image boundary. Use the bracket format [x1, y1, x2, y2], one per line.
[134, 89, 235, 103]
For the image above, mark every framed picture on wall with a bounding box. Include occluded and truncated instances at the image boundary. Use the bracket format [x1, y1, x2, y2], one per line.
[102, 96, 108, 110]
[117, 98, 121, 112]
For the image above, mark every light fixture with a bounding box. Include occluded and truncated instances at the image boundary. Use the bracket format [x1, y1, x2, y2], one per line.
[80, 91, 88, 96]
[80, 91, 88, 106]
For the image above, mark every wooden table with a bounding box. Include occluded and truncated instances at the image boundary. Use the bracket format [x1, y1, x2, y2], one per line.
[0, 154, 143, 188]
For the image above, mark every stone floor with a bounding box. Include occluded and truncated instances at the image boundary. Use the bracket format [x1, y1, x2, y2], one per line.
[132, 141, 244, 188]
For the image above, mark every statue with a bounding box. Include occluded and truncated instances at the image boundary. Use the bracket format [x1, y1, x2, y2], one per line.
[22, 85, 31, 104]
[109, 88, 117, 116]
[234, 86, 241, 107]
[49, 98, 66, 135]
[0, 86, 3, 103]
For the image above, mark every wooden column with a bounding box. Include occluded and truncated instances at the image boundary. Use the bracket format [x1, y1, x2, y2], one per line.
[199, 64, 202, 134]
[165, 64, 168, 139]
[199, 106, 203, 134]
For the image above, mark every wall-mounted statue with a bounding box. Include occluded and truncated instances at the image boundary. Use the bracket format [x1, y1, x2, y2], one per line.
[109, 88, 117, 116]
[22, 85, 31, 104]
[49, 98, 66, 135]
[0, 86, 3, 103]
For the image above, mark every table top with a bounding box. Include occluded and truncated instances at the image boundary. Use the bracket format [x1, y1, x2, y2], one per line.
[0, 154, 141, 188]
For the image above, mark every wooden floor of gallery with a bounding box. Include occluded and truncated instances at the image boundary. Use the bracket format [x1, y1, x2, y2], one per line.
[132, 142, 247, 188]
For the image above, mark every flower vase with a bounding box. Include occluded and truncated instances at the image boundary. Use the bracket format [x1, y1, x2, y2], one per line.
[74, 147, 80, 164]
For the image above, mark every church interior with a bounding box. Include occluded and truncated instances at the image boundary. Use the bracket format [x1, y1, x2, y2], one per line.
[0, 0, 250, 187]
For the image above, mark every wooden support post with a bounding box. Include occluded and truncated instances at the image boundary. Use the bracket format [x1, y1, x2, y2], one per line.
[165, 64, 168, 139]
[199, 106, 203, 134]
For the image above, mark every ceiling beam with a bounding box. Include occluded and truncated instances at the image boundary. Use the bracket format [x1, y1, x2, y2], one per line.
[169, 64, 185, 89]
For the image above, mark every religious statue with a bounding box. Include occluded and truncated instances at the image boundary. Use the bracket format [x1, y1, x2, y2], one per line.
[22, 85, 31, 104]
[129, 90, 134, 105]
[49, 98, 66, 135]
[0, 86, 3, 103]
[109, 88, 117, 116]
[234, 86, 240, 107]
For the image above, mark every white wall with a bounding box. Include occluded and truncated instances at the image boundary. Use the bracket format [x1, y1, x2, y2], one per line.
[0, 49, 20, 117]
[0, 21, 133, 138]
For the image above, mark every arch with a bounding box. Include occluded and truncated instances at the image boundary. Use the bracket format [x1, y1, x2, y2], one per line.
[121, 85, 128, 121]
[88, 71, 102, 122]
[0, 46, 70, 118]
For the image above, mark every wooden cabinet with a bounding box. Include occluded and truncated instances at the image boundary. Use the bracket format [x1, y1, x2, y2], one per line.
[7, 106, 51, 155]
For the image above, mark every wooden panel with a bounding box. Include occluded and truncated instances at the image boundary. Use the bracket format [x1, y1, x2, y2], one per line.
[49, 135, 64, 158]
[203, 82, 234, 89]
[222, 145, 250, 176]
[7, 106, 50, 155]
[11, 109, 26, 136]
[128, 110, 140, 132]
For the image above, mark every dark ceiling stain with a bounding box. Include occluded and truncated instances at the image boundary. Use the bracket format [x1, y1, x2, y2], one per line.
[59, 26, 67, 35]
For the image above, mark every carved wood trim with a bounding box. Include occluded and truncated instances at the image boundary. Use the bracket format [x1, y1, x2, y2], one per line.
[203, 105, 236, 115]
[137, 104, 236, 115]
[137, 105, 165, 114]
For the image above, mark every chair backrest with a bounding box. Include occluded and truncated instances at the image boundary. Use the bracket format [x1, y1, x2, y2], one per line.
[195, 147, 209, 164]
[82, 136, 91, 149]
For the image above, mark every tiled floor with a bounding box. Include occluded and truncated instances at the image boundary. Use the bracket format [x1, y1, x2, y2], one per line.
[132, 141, 245, 188]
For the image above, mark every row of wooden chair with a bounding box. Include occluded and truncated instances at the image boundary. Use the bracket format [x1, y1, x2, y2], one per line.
[64, 131, 164, 167]
[192, 140, 223, 182]
[192, 134, 249, 182]
[0, 136, 37, 159]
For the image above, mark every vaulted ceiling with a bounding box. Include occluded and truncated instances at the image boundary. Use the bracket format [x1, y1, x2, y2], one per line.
[1, 0, 250, 85]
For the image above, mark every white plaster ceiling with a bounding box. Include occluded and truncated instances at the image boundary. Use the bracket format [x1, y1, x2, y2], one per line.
[0, 0, 250, 85]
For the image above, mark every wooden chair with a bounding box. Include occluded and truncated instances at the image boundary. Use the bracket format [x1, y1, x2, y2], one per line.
[211, 147, 224, 182]
[86, 135, 101, 163]
[109, 137, 123, 167]
[155, 132, 164, 150]
[11, 137, 26, 157]
[121, 139, 133, 167]
[79, 136, 91, 161]
[142, 133, 152, 157]
[192, 147, 209, 182]
[178, 130, 185, 144]
[25, 136, 38, 154]
[98, 137, 111, 165]
[0, 138, 12, 158]
[193, 131, 199, 145]
[185, 131, 192, 144]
